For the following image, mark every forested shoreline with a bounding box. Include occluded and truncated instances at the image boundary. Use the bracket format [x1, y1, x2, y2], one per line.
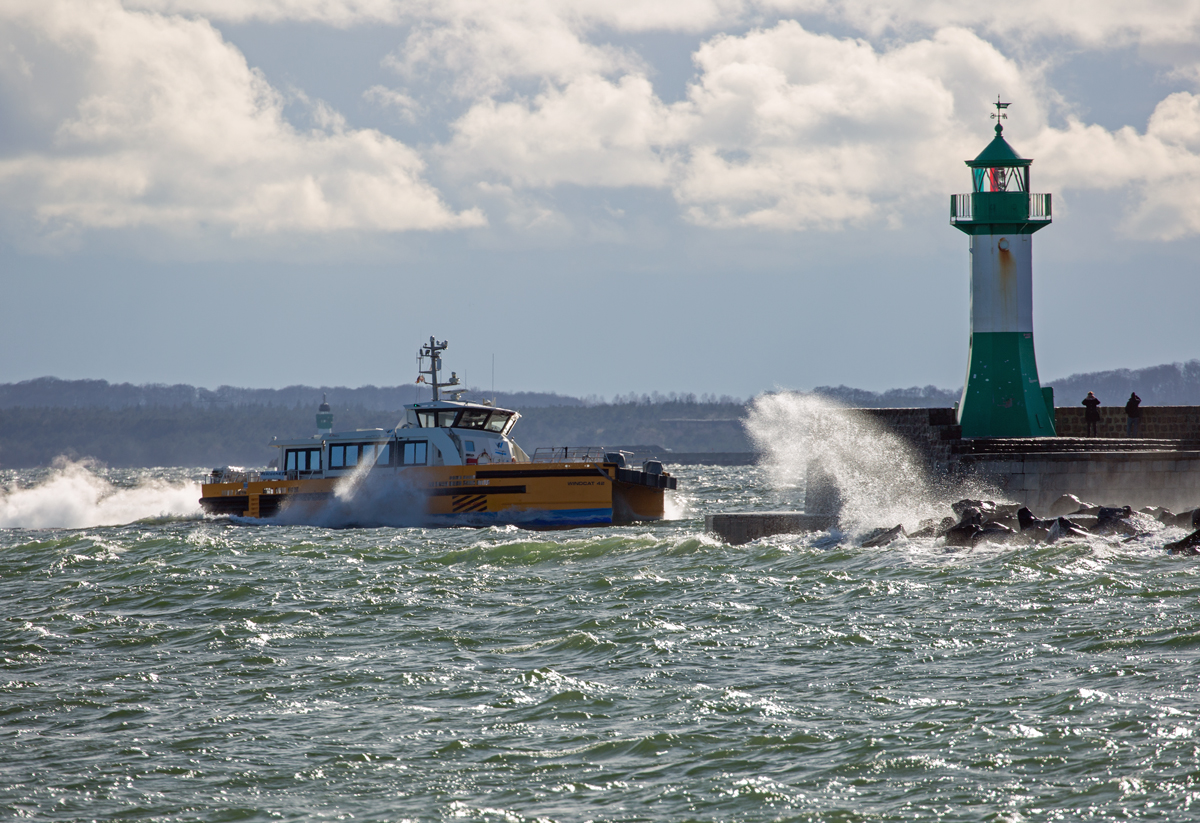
[0, 401, 753, 469]
[3, 360, 1199, 468]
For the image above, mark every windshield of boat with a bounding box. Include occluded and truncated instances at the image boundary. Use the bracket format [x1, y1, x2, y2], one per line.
[414, 407, 514, 432]
[456, 409, 490, 429]
[484, 412, 512, 432]
[416, 410, 461, 428]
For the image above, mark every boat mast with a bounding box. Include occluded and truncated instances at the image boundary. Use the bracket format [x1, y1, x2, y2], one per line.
[417, 336, 462, 402]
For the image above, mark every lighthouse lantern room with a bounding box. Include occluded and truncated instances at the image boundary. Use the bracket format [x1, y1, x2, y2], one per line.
[950, 99, 1055, 438]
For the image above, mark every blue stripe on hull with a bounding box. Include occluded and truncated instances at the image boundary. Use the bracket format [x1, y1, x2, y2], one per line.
[428, 507, 614, 529]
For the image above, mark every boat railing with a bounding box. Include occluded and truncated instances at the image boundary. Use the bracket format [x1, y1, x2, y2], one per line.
[531, 446, 608, 464]
[203, 467, 262, 485]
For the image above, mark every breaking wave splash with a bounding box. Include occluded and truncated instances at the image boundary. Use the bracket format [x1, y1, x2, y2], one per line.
[744, 392, 950, 532]
[0, 459, 201, 529]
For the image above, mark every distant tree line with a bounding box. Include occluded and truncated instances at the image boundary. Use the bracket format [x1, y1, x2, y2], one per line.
[811, 361, 1200, 408]
[0, 405, 387, 469]
[1047, 361, 1200, 407]
[0, 377, 587, 411]
[0, 400, 751, 469]
[810, 385, 960, 408]
[3, 361, 1199, 468]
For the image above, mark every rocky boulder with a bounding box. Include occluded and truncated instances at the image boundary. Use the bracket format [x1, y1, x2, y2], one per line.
[1094, 506, 1138, 536]
[1165, 529, 1200, 556]
[862, 524, 906, 548]
[1046, 517, 1090, 544]
[1048, 494, 1098, 518]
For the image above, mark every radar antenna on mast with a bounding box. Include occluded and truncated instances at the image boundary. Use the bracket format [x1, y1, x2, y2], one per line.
[416, 336, 464, 401]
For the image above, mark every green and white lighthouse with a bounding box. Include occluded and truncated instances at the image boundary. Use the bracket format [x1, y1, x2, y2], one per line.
[951, 100, 1055, 438]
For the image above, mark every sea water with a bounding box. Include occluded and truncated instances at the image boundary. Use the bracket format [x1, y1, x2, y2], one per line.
[2, 462, 1200, 822]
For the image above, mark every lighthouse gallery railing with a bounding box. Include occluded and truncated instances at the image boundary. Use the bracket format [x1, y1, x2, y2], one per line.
[951, 192, 1051, 223]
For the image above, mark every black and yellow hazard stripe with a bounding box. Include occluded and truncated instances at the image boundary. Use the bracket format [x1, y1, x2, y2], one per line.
[452, 494, 489, 513]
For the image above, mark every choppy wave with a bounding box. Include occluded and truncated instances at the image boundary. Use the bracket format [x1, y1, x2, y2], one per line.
[2, 464, 1199, 822]
[0, 460, 201, 529]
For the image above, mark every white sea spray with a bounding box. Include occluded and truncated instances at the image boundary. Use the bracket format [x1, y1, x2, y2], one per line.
[0, 459, 200, 529]
[744, 392, 948, 533]
[273, 450, 429, 528]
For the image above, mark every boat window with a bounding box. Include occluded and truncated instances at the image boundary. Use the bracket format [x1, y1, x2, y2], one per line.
[378, 443, 390, 466]
[416, 411, 435, 428]
[464, 440, 475, 453]
[437, 410, 460, 427]
[457, 409, 490, 429]
[401, 441, 428, 466]
[287, 449, 322, 472]
[484, 412, 511, 432]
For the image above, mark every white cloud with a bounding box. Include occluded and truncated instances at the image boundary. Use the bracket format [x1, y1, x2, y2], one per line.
[128, 0, 765, 32]
[816, 0, 1200, 50]
[441, 74, 676, 188]
[9, 1, 1200, 240]
[0, 0, 482, 235]
[671, 23, 1008, 228]
[125, 1, 1200, 52]
[1029, 92, 1200, 239]
[431, 13, 1200, 238]
[123, 0, 405, 26]
[441, 23, 1035, 229]
[363, 85, 423, 123]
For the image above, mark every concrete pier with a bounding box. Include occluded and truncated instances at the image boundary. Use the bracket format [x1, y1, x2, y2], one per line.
[951, 441, 1200, 513]
[705, 512, 836, 545]
[702, 407, 1200, 544]
[828, 408, 1200, 514]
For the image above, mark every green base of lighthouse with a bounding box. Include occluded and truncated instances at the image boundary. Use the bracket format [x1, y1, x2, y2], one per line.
[958, 332, 1056, 438]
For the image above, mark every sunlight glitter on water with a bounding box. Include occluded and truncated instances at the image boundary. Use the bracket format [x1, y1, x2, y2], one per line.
[2, 464, 1199, 822]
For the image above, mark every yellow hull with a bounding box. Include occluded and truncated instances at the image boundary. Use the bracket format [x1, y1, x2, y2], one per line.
[199, 461, 670, 528]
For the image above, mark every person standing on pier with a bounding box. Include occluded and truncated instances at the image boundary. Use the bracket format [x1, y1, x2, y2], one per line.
[1125, 392, 1142, 437]
[1083, 392, 1101, 436]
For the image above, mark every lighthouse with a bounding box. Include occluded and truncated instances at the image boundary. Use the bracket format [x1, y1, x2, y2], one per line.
[951, 99, 1055, 438]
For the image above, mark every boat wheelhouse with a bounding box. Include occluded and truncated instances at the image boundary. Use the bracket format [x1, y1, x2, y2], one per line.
[199, 337, 676, 528]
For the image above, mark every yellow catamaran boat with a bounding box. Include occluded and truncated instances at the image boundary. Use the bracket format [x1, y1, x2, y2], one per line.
[199, 337, 677, 528]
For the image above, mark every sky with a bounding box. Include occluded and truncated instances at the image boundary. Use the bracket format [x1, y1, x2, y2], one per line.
[3, 1, 1200, 399]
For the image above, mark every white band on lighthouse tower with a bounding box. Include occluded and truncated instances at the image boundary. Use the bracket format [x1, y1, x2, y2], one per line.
[970, 233, 1033, 334]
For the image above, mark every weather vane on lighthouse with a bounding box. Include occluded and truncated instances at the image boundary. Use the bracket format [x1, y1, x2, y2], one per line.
[991, 95, 1009, 125]
[949, 99, 1056, 438]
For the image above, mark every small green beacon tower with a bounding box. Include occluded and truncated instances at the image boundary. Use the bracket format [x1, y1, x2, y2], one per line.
[316, 394, 333, 435]
[950, 99, 1055, 438]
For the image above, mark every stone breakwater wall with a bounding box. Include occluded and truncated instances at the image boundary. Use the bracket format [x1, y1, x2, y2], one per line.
[850, 407, 960, 474]
[1053, 405, 1200, 439]
[953, 451, 1200, 514]
[821, 407, 1200, 516]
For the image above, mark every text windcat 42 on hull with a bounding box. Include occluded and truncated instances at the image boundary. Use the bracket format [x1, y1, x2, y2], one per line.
[199, 337, 677, 528]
